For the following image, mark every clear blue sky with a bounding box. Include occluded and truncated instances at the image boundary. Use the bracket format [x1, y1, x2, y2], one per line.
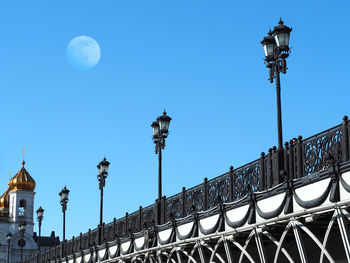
[0, 1, 349, 240]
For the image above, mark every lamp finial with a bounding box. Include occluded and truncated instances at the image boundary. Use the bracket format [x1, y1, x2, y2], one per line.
[279, 17, 284, 25]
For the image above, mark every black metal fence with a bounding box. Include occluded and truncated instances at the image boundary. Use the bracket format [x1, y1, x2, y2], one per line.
[23, 116, 350, 262]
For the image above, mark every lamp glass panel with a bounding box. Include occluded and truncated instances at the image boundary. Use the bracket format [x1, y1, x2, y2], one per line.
[264, 43, 275, 57]
[102, 164, 108, 173]
[159, 119, 170, 132]
[263, 45, 268, 57]
[275, 33, 289, 47]
[152, 124, 160, 136]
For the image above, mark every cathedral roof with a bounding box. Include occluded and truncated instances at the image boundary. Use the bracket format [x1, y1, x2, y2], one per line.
[8, 161, 36, 191]
[0, 187, 10, 209]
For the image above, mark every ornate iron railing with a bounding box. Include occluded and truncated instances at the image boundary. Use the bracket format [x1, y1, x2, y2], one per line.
[23, 116, 350, 262]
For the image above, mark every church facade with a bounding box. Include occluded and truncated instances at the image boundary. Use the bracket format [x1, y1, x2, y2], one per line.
[0, 161, 58, 262]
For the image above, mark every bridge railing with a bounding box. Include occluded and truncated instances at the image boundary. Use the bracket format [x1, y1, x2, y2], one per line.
[23, 116, 350, 262]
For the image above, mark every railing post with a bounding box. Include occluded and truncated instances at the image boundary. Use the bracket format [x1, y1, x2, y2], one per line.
[79, 232, 82, 250]
[113, 218, 117, 238]
[229, 166, 234, 201]
[284, 142, 289, 181]
[88, 229, 91, 247]
[102, 223, 105, 243]
[288, 140, 295, 180]
[72, 236, 75, 253]
[155, 198, 160, 225]
[63, 240, 66, 257]
[296, 135, 304, 178]
[182, 187, 186, 217]
[161, 196, 166, 224]
[342, 116, 349, 162]
[203, 177, 208, 210]
[272, 146, 285, 186]
[266, 148, 273, 188]
[259, 153, 265, 191]
[125, 212, 129, 236]
[139, 206, 142, 231]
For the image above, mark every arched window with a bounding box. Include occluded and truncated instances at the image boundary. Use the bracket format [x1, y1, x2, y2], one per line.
[19, 199, 26, 217]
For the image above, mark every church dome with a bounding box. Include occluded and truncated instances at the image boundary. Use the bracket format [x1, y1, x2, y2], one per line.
[8, 161, 36, 191]
[0, 188, 10, 209]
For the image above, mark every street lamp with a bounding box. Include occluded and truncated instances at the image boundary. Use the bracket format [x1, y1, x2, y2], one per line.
[36, 206, 44, 251]
[59, 186, 69, 241]
[151, 111, 172, 224]
[261, 18, 292, 150]
[6, 232, 12, 263]
[97, 157, 110, 245]
[18, 222, 26, 263]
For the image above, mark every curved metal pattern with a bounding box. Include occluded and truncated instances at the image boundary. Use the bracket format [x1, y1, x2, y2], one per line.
[296, 221, 335, 262]
[319, 211, 337, 263]
[238, 230, 255, 263]
[185, 185, 204, 215]
[229, 239, 255, 263]
[273, 221, 293, 263]
[208, 174, 230, 207]
[165, 193, 183, 221]
[234, 160, 260, 200]
[303, 125, 342, 175]
[262, 230, 294, 263]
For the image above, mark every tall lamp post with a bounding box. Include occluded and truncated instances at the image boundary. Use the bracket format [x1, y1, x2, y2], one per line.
[261, 18, 292, 150]
[151, 111, 172, 224]
[6, 232, 12, 263]
[59, 186, 69, 241]
[97, 157, 110, 245]
[18, 222, 26, 263]
[36, 206, 44, 251]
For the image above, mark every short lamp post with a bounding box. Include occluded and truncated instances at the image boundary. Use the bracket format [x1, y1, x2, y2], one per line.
[18, 222, 26, 263]
[151, 111, 172, 224]
[36, 206, 44, 251]
[59, 186, 69, 241]
[261, 18, 292, 150]
[97, 157, 110, 245]
[6, 232, 12, 263]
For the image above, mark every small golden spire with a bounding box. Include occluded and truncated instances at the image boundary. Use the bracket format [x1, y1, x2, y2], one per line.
[22, 148, 25, 167]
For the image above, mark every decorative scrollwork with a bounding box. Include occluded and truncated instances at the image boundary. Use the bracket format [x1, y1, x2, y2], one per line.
[165, 193, 182, 222]
[129, 211, 140, 234]
[81, 234, 89, 249]
[89, 229, 99, 245]
[72, 238, 78, 252]
[66, 240, 73, 254]
[104, 223, 115, 241]
[233, 160, 260, 200]
[185, 185, 204, 215]
[303, 126, 342, 175]
[116, 218, 126, 238]
[142, 204, 155, 228]
[208, 173, 230, 208]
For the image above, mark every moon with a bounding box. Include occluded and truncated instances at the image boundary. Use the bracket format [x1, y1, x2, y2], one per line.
[67, 36, 101, 71]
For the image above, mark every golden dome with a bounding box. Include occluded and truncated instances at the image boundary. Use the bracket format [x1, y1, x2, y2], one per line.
[8, 161, 36, 191]
[0, 188, 10, 209]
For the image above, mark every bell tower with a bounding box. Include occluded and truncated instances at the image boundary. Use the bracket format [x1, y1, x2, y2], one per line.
[8, 160, 36, 235]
